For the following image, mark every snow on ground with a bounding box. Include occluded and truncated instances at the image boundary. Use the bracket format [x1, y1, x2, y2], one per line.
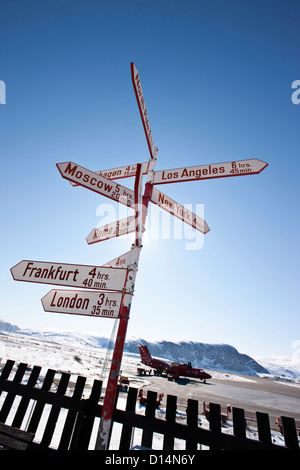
[206, 370, 256, 382]
[256, 355, 300, 382]
[0, 332, 291, 449]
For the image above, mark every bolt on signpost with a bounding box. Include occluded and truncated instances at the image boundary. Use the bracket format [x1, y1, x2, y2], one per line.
[10, 62, 268, 450]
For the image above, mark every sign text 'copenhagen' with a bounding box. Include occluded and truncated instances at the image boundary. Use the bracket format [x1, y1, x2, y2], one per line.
[69, 162, 149, 187]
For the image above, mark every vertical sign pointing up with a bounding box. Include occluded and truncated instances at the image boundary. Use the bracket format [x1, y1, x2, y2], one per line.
[131, 62, 157, 160]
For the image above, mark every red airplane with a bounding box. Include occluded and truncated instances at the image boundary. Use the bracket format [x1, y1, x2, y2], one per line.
[138, 345, 212, 382]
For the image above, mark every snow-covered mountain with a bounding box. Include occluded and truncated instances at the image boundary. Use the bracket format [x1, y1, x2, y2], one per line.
[1, 319, 299, 380]
[125, 339, 269, 376]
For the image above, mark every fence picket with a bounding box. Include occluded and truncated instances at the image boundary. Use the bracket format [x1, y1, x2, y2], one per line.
[281, 416, 299, 450]
[12, 365, 42, 429]
[163, 394, 177, 450]
[39, 372, 71, 447]
[256, 411, 272, 445]
[0, 360, 15, 383]
[209, 402, 222, 450]
[233, 407, 246, 439]
[119, 386, 138, 450]
[0, 362, 28, 423]
[58, 375, 86, 450]
[141, 390, 157, 449]
[186, 398, 198, 450]
[70, 379, 102, 450]
[26, 368, 56, 435]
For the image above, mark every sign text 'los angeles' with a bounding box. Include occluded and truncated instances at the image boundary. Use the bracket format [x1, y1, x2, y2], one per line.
[153, 159, 268, 185]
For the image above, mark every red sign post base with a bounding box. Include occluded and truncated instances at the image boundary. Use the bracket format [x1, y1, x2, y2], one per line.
[95, 306, 130, 450]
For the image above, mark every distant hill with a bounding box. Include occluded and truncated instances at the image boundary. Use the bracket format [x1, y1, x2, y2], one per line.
[1, 318, 299, 380]
[125, 339, 269, 376]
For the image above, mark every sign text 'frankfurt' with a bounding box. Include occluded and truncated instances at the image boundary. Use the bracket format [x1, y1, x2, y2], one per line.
[11, 260, 127, 291]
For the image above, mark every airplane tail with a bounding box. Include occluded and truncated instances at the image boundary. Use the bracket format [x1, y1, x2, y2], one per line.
[138, 344, 152, 362]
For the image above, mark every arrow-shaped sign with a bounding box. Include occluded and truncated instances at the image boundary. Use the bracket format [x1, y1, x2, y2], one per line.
[153, 159, 268, 185]
[57, 162, 135, 208]
[11, 260, 127, 291]
[102, 250, 133, 269]
[86, 216, 136, 245]
[131, 62, 157, 160]
[41, 289, 123, 318]
[150, 187, 210, 234]
[69, 162, 149, 187]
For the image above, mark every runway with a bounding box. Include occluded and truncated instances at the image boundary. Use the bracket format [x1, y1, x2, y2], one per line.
[135, 370, 300, 426]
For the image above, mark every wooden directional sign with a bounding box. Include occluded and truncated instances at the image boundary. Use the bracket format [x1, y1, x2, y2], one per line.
[131, 62, 157, 160]
[41, 289, 123, 318]
[153, 159, 268, 185]
[11, 260, 127, 291]
[86, 216, 136, 245]
[150, 187, 210, 234]
[57, 162, 135, 208]
[69, 162, 149, 187]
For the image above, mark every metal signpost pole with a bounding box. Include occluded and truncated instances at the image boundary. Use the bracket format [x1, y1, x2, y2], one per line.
[95, 158, 157, 450]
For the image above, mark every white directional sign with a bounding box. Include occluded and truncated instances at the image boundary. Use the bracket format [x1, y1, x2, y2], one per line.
[150, 187, 210, 234]
[86, 216, 136, 245]
[131, 62, 157, 160]
[102, 250, 133, 269]
[153, 159, 268, 185]
[11, 260, 127, 291]
[41, 290, 123, 318]
[57, 162, 135, 208]
[69, 162, 149, 187]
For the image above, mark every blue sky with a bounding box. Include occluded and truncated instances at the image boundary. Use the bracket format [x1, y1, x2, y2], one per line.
[1, 1, 299, 358]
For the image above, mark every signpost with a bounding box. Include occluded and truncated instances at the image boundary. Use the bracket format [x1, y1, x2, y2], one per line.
[41, 289, 123, 318]
[10, 62, 268, 451]
[11, 260, 127, 291]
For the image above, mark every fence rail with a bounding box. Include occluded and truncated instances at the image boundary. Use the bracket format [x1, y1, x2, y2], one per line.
[0, 359, 299, 450]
